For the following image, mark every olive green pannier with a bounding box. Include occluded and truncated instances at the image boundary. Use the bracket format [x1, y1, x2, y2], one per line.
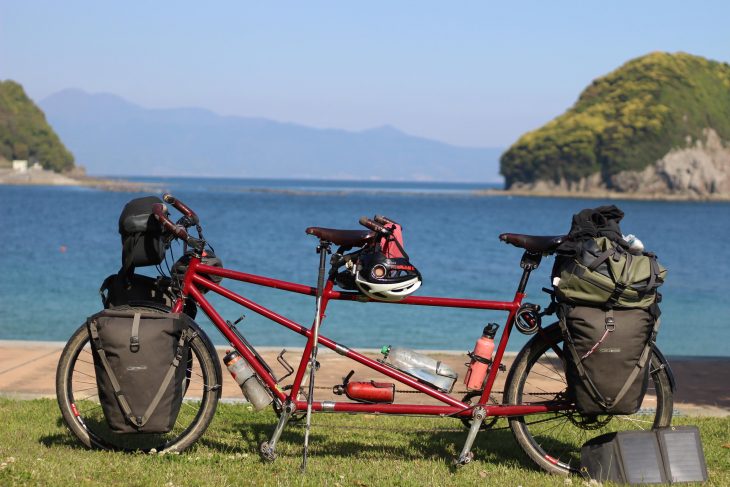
[553, 237, 666, 309]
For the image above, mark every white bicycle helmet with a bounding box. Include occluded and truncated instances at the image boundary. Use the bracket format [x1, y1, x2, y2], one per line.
[354, 249, 422, 302]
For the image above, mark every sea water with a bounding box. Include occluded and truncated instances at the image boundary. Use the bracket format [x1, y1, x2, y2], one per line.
[1, 178, 728, 356]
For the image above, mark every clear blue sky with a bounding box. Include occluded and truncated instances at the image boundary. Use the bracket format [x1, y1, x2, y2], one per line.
[1, 1, 728, 147]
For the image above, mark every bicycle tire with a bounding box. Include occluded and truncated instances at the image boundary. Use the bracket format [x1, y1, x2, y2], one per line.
[56, 304, 222, 452]
[504, 323, 673, 475]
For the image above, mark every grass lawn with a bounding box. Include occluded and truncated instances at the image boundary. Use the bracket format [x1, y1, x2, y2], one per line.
[0, 398, 728, 486]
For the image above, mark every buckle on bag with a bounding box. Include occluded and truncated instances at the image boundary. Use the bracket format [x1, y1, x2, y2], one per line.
[129, 336, 140, 353]
[605, 315, 615, 332]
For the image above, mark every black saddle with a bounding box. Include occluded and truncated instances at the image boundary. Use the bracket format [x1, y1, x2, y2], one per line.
[306, 227, 376, 249]
[499, 233, 569, 254]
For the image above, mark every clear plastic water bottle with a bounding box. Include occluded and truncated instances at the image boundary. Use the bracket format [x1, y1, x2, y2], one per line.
[223, 350, 272, 410]
[381, 346, 458, 392]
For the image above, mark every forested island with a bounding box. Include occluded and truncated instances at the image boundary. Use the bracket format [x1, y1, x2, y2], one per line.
[0, 81, 151, 190]
[0, 80, 75, 171]
[500, 52, 730, 198]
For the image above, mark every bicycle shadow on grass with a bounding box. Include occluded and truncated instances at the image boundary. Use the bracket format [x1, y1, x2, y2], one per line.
[199, 418, 542, 470]
[39, 417, 87, 449]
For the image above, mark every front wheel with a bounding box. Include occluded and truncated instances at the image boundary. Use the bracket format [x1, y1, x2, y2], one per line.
[504, 323, 673, 475]
[56, 305, 222, 452]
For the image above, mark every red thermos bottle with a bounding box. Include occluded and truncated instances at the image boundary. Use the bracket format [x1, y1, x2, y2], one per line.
[464, 324, 500, 390]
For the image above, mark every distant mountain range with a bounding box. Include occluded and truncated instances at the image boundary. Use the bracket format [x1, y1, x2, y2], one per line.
[40, 89, 503, 182]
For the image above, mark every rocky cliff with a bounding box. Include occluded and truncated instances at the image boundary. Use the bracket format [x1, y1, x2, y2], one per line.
[500, 52, 730, 198]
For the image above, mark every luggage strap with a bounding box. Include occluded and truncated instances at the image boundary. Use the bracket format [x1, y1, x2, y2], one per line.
[89, 313, 189, 429]
[558, 305, 660, 412]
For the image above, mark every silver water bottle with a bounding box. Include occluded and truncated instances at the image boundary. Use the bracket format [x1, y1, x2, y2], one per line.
[223, 350, 272, 410]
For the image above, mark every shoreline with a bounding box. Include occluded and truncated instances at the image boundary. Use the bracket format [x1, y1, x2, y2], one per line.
[2, 168, 729, 201]
[478, 187, 730, 202]
[0, 167, 159, 192]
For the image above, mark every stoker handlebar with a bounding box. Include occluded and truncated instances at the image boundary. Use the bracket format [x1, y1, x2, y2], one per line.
[373, 215, 396, 226]
[359, 216, 390, 234]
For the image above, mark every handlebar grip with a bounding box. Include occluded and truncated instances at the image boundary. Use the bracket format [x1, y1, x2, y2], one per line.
[153, 203, 188, 240]
[373, 215, 396, 225]
[162, 193, 199, 224]
[359, 216, 389, 234]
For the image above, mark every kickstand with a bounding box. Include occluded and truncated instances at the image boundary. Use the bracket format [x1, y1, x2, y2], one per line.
[301, 241, 330, 473]
[259, 401, 294, 462]
[453, 406, 486, 467]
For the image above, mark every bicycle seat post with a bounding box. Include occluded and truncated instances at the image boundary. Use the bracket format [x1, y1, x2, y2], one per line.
[301, 240, 331, 473]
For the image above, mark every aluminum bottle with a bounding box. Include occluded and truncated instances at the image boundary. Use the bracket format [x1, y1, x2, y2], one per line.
[381, 346, 458, 392]
[223, 350, 272, 410]
[464, 323, 499, 390]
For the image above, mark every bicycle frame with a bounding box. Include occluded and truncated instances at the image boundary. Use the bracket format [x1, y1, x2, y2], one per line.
[171, 251, 567, 420]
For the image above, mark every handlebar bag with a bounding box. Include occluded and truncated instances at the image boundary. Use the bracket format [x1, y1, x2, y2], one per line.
[558, 304, 659, 415]
[87, 310, 190, 433]
[119, 196, 167, 274]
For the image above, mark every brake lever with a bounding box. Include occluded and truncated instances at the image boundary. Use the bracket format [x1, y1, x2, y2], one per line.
[176, 215, 194, 228]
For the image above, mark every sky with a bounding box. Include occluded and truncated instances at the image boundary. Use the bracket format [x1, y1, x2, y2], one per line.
[1, 1, 729, 148]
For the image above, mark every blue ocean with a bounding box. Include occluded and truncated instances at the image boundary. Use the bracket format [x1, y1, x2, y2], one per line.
[1, 178, 728, 356]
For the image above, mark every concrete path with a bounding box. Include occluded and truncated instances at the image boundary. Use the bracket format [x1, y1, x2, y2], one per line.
[1, 340, 728, 416]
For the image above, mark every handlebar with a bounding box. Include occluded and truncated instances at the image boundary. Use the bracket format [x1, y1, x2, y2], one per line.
[373, 215, 397, 226]
[152, 202, 204, 251]
[163, 193, 199, 224]
[359, 216, 390, 234]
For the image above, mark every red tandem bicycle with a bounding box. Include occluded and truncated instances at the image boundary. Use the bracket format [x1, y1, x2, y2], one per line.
[55, 194, 674, 475]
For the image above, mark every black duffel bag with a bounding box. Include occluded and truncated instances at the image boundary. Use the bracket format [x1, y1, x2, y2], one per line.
[99, 273, 173, 309]
[87, 309, 191, 433]
[558, 304, 660, 415]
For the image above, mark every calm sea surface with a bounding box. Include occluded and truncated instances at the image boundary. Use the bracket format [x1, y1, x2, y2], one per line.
[1, 177, 728, 356]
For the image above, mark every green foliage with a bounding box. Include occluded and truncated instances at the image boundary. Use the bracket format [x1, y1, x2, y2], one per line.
[0, 80, 74, 172]
[500, 52, 730, 189]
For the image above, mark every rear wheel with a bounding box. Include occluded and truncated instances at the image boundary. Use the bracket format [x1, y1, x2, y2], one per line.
[56, 305, 221, 452]
[505, 324, 673, 475]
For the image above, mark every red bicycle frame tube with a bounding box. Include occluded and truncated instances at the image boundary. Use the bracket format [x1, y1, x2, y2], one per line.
[172, 256, 556, 417]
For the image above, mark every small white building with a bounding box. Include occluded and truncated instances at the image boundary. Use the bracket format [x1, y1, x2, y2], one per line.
[12, 160, 28, 173]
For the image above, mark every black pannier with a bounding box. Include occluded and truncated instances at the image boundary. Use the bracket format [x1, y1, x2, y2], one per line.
[559, 305, 659, 415]
[552, 205, 665, 415]
[87, 309, 191, 433]
[119, 196, 168, 274]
